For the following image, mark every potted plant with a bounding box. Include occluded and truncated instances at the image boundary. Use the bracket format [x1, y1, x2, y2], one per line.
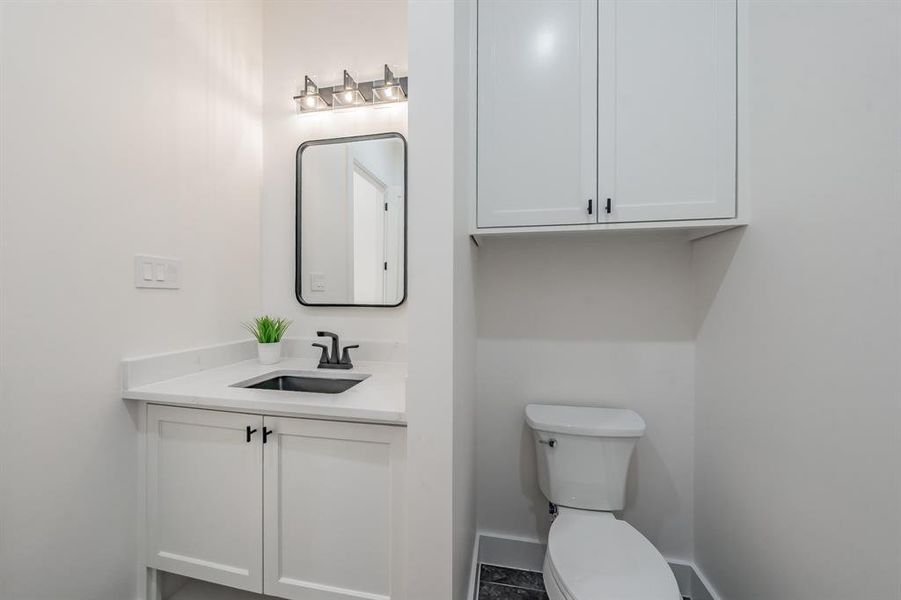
[244, 315, 293, 365]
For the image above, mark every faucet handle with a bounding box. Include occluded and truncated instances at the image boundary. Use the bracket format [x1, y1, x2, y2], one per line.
[312, 343, 330, 365]
[316, 331, 338, 340]
[340, 344, 360, 366]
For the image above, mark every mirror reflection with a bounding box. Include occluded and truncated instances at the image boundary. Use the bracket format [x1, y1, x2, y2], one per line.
[297, 133, 406, 306]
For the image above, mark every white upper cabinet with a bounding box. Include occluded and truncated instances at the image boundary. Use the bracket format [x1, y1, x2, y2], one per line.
[476, 0, 738, 231]
[599, 0, 736, 223]
[477, 0, 597, 228]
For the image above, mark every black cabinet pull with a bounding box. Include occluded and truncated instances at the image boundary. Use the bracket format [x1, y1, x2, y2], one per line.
[246, 426, 257, 443]
[605, 198, 612, 214]
[587, 199, 593, 215]
[263, 427, 273, 444]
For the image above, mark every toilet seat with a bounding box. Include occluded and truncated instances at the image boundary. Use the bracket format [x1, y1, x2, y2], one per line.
[545, 508, 681, 600]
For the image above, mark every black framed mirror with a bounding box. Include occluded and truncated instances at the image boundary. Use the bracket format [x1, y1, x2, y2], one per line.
[296, 132, 407, 307]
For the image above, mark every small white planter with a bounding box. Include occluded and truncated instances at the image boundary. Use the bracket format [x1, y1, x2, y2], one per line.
[257, 341, 282, 365]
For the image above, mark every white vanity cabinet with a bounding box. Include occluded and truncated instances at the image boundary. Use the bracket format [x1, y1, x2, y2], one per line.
[145, 405, 406, 600]
[477, 0, 738, 232]
[263, 417, 406, 600]
[146, 405, 264, 592]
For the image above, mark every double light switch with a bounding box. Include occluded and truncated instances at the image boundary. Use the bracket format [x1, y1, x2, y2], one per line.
[135, 255, 181, 289]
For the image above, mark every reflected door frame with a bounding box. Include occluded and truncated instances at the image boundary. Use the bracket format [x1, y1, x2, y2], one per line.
[346, 157, 390, 305]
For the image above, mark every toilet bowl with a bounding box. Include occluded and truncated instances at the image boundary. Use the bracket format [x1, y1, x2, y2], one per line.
[525, 404, 680, 600]
[543, 509, 680, 600]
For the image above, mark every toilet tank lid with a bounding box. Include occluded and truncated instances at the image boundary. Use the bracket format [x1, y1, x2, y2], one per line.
[525, 405, 646, 437]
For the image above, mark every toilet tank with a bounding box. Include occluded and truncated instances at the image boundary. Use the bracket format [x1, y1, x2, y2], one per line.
[525, 405, 646, 511]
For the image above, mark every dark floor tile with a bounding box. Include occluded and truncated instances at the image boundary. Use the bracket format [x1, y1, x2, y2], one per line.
[478, 582, 549, 600]
[479, 564, 545, 591]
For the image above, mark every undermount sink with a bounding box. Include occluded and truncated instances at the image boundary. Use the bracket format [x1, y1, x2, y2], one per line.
[233, 371, 369, 395]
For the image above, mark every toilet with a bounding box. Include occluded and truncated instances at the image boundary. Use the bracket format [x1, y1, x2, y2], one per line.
[526, 404, 681, 600]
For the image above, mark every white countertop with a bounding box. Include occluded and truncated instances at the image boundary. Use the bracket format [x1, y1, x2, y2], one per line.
[123, 357, 407, 425]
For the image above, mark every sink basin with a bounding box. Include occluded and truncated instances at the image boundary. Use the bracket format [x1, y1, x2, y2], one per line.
[233, 371, 368, 395]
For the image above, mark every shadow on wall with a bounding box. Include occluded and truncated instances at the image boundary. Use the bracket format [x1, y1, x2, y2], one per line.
[475, 233, 701, 558]
[691, 227, 746, 336]
[476, 233, 695, 343]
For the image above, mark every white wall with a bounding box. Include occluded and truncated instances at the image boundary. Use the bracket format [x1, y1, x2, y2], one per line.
[406, 1, 481, 599]
[452, 0, 479, 598]
[261, 0, 408, 341]
[476, 234, 695, 560]
[692, 1, 901, 598]
[405, 0, 455, 596]
[0, 2, 262, 599]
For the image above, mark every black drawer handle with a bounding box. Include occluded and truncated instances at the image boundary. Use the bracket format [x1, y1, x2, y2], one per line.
[246, 426, 257, 443]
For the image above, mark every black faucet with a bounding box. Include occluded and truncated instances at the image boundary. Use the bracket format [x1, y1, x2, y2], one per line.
[313, 331, 359, 370]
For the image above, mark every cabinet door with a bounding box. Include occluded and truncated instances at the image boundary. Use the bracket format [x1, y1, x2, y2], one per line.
[146, 405, 263, 593]
[478, 0, 597, 228]
[263, 417, 406, 600]
[599, 0, 736, 222]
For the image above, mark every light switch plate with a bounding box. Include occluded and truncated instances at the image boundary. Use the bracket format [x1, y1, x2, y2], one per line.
[135, 255, 180, 289]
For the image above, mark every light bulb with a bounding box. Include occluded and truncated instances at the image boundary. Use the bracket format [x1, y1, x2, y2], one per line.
[304, 96, 315, 108]
[344, 91, 354, 103]
[384, 87, 394, 98]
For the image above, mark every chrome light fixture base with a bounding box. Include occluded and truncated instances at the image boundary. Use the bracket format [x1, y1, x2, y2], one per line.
[372, 65, 407, 104]
[293, 65, 408, 114]
[295, 76, 331, 112]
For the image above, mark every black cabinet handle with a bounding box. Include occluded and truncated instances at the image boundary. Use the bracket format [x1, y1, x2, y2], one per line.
[246, 426, 258, 443]
[605, 198, 612, 214]
[263, 427, 273, 444]
[587, 199, 593, 215]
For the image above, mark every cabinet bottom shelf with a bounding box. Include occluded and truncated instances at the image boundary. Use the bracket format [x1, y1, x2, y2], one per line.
[166, 577, 266, 600]
[471, 218, 748, 242]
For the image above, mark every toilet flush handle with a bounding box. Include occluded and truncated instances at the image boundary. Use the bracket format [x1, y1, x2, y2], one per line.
[539, 439, 557, 448]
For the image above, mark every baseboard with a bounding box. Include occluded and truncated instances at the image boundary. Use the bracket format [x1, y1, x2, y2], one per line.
[472, 533, 721, 600]
[467, 533, 482, 600]
[477, 532, 546, 572]
[669, 561, 695, 596]
[679, 560, 723, 600]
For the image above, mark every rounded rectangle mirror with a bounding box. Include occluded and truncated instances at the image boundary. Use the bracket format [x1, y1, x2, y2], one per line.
[296, 132, 407, 307]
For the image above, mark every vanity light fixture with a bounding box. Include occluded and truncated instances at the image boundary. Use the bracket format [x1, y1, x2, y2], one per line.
[372, 65, 407, 104]
[332, 70, 367, 107]
[292, 65, 408, 114]
[295, 76, 330, 112]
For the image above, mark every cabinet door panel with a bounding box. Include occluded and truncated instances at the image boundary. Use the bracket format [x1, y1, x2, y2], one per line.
[478, 0, 597, 227]
[264, 418, 406, 600]
[600, 0, 736, 222]
[146, 405, 263, 592]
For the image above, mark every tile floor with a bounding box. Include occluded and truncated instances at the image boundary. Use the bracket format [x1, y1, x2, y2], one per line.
[475, 562, 691, 600]
[477, 565, 549, 600]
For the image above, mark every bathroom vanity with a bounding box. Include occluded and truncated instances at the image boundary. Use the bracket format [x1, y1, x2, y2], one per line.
[123, 346, 407, 600]
[121, 112, 412, 600]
